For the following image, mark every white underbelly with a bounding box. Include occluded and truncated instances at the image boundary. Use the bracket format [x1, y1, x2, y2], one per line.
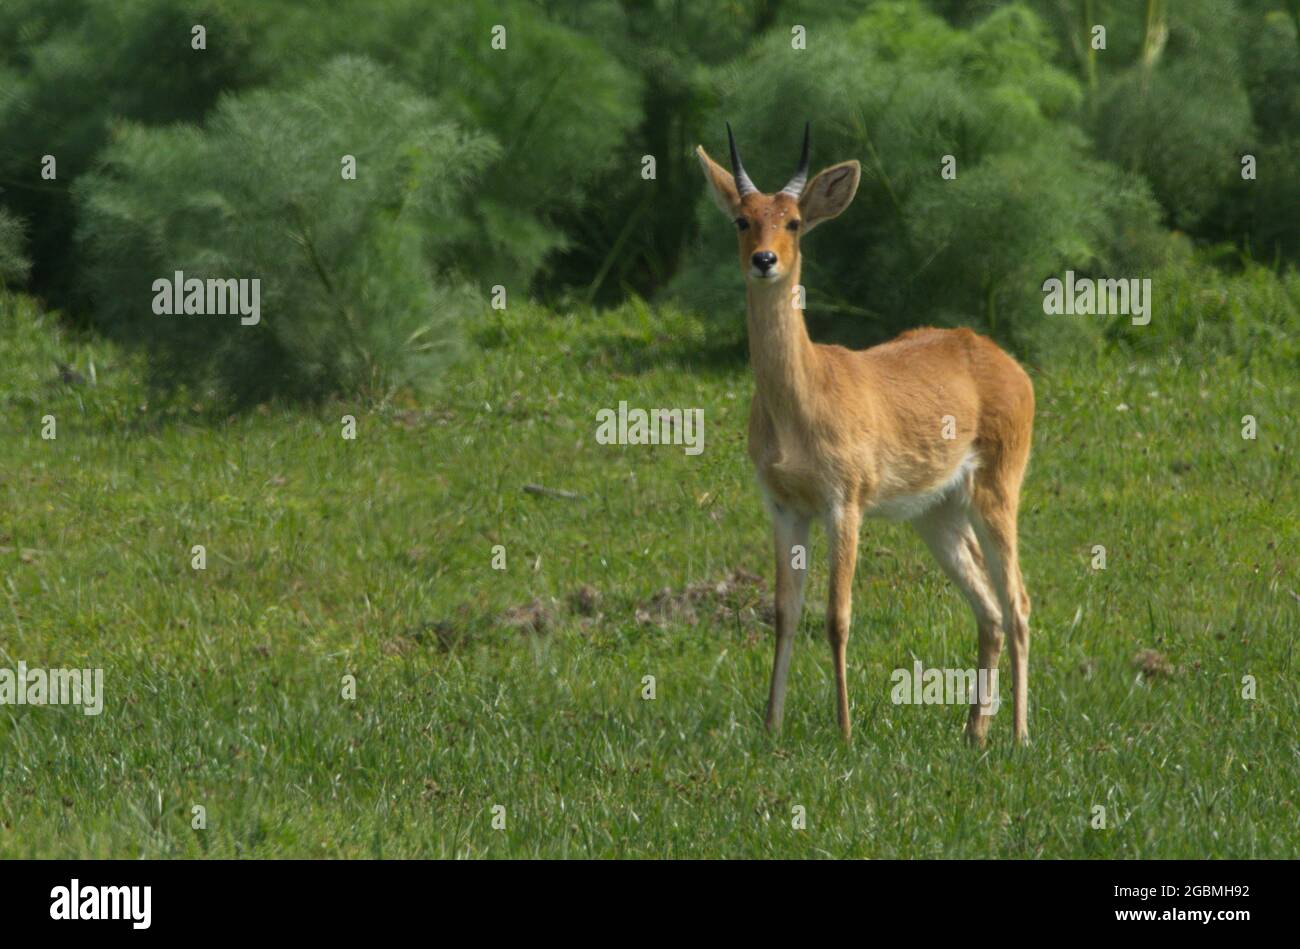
[865, 452, 977, 522]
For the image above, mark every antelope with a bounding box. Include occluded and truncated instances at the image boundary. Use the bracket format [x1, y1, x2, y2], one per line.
[695, 124, 1035, 745]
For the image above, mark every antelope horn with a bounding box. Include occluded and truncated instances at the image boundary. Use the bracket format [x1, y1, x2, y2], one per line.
[780, 122, 811, 198]
[726, 122, 757, 197]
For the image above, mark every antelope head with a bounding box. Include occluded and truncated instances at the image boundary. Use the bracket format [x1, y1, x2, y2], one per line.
[695, 123, 861, 283]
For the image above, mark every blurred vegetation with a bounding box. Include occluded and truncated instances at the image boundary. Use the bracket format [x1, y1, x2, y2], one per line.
[0, 0, 1295, 402]
[0, 208, 30, 288]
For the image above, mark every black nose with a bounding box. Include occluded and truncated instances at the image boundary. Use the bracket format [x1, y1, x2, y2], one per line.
[751, 251, 777, 273]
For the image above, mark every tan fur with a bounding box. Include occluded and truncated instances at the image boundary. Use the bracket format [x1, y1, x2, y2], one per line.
[697, 142, 1035, 745]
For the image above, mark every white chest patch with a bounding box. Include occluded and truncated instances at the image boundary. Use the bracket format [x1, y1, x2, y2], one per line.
[865, 452, 977, 522]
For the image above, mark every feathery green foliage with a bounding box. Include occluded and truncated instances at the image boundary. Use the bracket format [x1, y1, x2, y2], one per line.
[220, 0, 645, 294]
[1211, 7, 1300, 261]
[74, 58, 495, 404]
[539, 0, 780, 300]
[0, 0, 256, 305]
[1024, 0, 1295, 259]
[1088, 0, 1255, 232]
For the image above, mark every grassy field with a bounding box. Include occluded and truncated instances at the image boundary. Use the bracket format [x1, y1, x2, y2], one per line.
[1, 292, 1295, 858]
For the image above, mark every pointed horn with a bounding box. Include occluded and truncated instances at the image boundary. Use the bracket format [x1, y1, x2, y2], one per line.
[726, 122, 757, 197]
[780, 122, 811, 198]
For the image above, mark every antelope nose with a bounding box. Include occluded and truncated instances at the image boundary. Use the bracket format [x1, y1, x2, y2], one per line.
[752, 251, 777, 274]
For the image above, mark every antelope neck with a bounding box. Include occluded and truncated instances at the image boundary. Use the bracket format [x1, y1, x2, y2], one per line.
[745, 262, 818, 423]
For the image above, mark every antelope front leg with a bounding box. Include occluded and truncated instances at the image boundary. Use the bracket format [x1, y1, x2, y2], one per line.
[765, 508, 810, 733]
[826, 505, 861, 741]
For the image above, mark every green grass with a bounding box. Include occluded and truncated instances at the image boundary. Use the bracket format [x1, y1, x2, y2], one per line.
[0, 292, 1295, 858]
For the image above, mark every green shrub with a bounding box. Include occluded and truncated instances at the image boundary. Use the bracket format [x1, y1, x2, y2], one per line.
[0, 208, 30, 288]
[0, 0, 256, 303]
[222, 0, 644, 295]
[1089, 0, 1255, 232]
[539, 0, 785, 302]
[1209, 9, 1300, 262]
[1107, 248, 1300, 365]
[1025, 0, 1292, 263]
[74, 57, 496, 404]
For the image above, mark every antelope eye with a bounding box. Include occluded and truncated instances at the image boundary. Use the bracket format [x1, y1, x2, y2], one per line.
[734, 218, 750, 231]
[787, 219, 801, 231]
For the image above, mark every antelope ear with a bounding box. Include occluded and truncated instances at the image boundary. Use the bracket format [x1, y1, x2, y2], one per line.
[695, 146, 741, 217]
[798, 160, 860, 232]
